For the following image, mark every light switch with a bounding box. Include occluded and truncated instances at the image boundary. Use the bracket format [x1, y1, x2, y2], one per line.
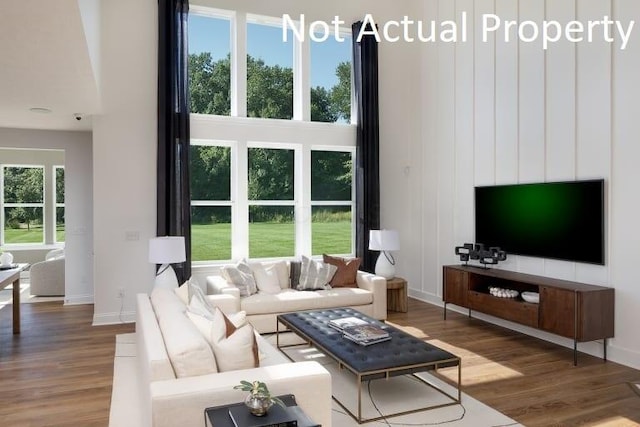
[125, 231, 140, 241]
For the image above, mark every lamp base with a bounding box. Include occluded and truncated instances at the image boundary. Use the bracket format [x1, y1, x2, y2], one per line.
[154, 264, 179, 289]
[374, 252, 396, 279]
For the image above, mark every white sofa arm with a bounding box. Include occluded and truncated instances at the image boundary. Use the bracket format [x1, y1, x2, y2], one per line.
[149, 361, 332, 427]
[206, 275, 240, 298]
[356, 271, 387, 320]
[205, 293, 240, 315]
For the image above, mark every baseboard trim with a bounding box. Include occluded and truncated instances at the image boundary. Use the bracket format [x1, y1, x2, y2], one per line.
[64, 294, 94, 305]
[407, 289, 640, 370]
[93, 311, 136, 326]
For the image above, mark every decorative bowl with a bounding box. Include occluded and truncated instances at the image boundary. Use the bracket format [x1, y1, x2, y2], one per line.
[521, 291, 540, 304]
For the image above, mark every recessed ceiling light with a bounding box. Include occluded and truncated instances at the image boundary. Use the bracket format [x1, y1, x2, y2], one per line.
[29, 107, 52, 114]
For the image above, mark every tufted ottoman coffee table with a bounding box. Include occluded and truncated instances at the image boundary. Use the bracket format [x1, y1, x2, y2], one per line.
[276, 307, 461, 424]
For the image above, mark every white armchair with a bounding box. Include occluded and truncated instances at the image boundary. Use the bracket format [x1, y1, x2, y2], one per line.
[29, 249, 65, 296]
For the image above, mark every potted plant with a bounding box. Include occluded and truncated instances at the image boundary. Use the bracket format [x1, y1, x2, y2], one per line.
[234, 380, 285, 416]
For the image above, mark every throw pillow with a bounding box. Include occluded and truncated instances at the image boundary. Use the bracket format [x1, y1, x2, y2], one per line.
[323, 254, 361, 288]
[188, 308, 259, 372]
[221, 260, 258, 297]
[296, 255, 337, 291]
[187, 284, 247, 327]
[250, 262, 283, 294]
[174, 282, 190, 305]
[289, 260, 302, 288]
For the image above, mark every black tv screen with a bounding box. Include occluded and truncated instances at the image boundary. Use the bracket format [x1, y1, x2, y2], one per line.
[475, 180, 605, 265]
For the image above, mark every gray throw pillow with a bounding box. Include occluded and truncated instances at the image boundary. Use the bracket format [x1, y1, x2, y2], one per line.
[296, 256, 337, 291]
[289, 260, 302, 288]
[221, 260, 257, 297]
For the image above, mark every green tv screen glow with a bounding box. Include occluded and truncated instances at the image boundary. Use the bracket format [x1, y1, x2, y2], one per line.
[475, 180, 605, 265]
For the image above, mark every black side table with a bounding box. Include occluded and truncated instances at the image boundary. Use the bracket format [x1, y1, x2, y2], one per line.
[204, 394, 320, 427]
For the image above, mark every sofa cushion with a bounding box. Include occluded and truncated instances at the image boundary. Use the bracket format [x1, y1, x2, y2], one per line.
[157, 309, 218, 378]
[323, 254, 361, 288]
[150, 288, 187, 322]
[174, 282, 190, 305]
[296, 256, 336, 291]
[221, 260, 258, 297]
[240, 287, 372, 315]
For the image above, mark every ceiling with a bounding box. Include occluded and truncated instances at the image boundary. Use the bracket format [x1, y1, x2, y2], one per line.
[0, 0, 99, 131]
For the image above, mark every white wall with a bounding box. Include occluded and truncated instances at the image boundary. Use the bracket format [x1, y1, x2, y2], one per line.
[0, 128, 93, 304]
[408, 0, 640, 369]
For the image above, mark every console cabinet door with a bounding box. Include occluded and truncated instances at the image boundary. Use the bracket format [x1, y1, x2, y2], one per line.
[539, 286, 575, 338]
[443, 267, 468, 307]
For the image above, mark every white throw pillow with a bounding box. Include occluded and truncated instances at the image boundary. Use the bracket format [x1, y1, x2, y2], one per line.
[174, 282, 190, 305]
[187, 308, 258, 372]
[251, 262, 285, 295]
[296, 255, 337, 291]
[221, 260, 258, 297]
[187, 283, 247, 327]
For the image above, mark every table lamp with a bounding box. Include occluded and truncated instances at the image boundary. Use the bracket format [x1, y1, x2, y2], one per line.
[369, 229, 400, 279]
[148, 236, 186, 289]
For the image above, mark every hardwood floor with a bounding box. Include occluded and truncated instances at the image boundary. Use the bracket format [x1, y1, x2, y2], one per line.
[0, 302, 133, 426]
[1, 298, 639, 426]
[388, 298, 640, 427]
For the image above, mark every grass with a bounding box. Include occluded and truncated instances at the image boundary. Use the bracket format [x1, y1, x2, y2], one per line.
[192, 221, 352, 261]
[3, 227, 65, 244]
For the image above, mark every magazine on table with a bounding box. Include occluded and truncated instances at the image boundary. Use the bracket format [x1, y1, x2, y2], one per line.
[343, 333, 391, 346]
[327, 316, 369, 331]
[342, 324, 390, 342]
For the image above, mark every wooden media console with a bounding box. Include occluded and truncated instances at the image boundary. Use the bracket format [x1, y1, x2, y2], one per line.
[442, 265, 614, 365]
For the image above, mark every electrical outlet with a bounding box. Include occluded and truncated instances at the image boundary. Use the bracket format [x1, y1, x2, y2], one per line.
[117, 287, 125, 298]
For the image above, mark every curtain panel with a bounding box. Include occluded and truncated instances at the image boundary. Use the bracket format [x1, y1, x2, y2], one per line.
[352, 21, 380, 273]
[157, 0, 191, 283]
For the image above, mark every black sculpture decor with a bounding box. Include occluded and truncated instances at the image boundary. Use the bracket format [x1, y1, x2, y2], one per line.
[455, 243, 507, 268]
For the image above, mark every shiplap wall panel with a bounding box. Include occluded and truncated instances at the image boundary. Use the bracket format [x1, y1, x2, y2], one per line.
[455, 0, 476, 246]
[435, 0, 457, 295]
[495, 0, 519, 187]
[610, 0, 640, 369]
[474, 0, 496, 187]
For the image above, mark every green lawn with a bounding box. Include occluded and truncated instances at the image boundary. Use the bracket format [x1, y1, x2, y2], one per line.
[3, 226, 65, 244]
[191, 221, 352, 261]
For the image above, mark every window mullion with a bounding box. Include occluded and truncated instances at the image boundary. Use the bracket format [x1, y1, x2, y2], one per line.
[232, 12, 247, 117]
[293, 29, 310, 121]
[234, 141, 249, 259]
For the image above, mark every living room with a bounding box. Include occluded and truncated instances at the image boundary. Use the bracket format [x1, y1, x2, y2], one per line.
[1, 0, 640, 425]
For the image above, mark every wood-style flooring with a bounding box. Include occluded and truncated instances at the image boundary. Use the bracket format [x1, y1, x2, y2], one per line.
[1, 298, 639, 426]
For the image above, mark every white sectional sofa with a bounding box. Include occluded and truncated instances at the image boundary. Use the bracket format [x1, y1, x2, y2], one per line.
[206, 260, 388, 334]
[135, 289, 332, 427]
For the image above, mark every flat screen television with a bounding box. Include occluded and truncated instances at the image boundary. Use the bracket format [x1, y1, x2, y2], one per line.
[475, 179, 605, 265]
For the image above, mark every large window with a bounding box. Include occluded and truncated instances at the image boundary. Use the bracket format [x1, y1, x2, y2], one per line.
[2, 166, 44, 244]
[190, 142, 354, 262]
[188, 7, 356, 264]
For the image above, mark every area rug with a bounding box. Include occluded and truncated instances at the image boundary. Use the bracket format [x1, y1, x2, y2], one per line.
[110, 333, 521, 427]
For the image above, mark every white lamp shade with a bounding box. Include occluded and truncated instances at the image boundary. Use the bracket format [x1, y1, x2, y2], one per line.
[148, 236, 186, 264]
[369, 229, 400, 251]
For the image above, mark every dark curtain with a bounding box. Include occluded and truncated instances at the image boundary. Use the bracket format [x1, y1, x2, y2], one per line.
[352, 21, 380, 273]
[157, 0, 191, 283]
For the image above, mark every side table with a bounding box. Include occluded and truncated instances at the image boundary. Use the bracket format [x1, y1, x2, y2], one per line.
[204, 394, 319, 427]
[386, 277, 408, 312]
